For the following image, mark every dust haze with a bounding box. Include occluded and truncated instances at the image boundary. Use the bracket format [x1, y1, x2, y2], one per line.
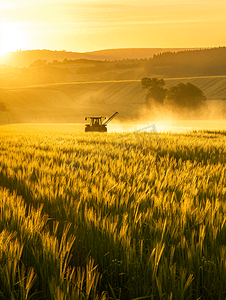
[108, 98, 226, 133]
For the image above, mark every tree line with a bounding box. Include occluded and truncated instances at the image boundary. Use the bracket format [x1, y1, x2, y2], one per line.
[145, 47, 226, 77]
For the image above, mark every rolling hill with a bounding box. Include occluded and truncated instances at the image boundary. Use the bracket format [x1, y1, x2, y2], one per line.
[1, 76, 226, 125]
[0, 48, 198, 68]
[0, 47, 225, 89]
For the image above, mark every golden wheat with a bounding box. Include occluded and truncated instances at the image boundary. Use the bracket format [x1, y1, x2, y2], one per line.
[0, 125, 226, 299]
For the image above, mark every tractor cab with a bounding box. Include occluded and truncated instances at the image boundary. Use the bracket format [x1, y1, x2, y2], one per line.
[85, 112, 119, 132]
[85, 116, 106, 132]
[89, 117, 104, 126]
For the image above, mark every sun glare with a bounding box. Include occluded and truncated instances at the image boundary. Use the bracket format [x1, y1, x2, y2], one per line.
[0, 22, 26, 56]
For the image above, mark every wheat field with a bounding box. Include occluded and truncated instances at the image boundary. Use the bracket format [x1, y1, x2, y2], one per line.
[0, 124, 226, 299]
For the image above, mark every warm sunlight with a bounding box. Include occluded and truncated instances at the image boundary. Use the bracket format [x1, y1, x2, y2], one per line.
[0, 2, 226, 299]
[1, 1, 226, 53]
[0, 22, 26, 56]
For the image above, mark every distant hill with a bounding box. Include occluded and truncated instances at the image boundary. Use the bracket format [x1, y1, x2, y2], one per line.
[0, 48, 199, 68]
[1, 47, 226, 90]
[145, 47, 226, 78]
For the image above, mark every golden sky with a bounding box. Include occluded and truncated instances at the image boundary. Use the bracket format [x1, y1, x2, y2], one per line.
[0, 0, 226, 54]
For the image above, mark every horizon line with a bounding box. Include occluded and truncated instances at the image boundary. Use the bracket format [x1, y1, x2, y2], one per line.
[5, 46, 218, 54]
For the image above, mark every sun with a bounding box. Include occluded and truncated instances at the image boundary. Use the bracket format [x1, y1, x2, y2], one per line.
[0, 22, 26, 56]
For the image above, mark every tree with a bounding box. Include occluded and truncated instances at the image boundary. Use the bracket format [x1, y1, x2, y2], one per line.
[29, 59, 47, 68]
[0, 102, 7, 112]
[141, 77, 167, 106]
[141, 77, 165, 90]
[0, 102, 10, 124]
[165, 82, 206, 108]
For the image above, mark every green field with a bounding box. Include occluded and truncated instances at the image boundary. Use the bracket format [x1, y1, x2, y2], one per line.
[0, 124, 226, 299]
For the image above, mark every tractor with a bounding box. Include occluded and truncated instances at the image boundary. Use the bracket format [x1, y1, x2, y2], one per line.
[85, 112, 119, 132]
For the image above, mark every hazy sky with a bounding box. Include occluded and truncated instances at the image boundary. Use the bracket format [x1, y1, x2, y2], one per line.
[0, 0, 226, 54]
